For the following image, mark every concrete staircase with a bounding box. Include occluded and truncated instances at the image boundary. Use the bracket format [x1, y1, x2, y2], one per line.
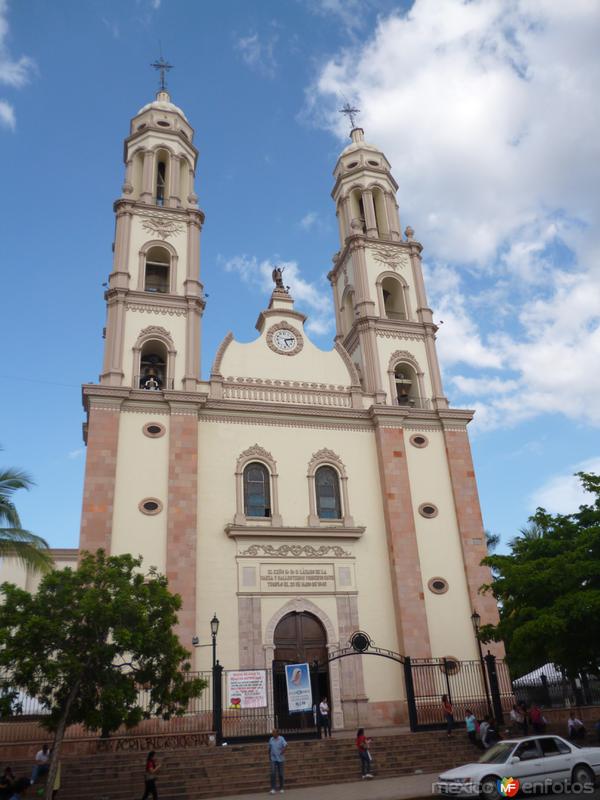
[15, 731, 478, 799]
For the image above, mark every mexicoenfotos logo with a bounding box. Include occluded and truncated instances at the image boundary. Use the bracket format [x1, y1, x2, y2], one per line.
[497, 778, 520, 797]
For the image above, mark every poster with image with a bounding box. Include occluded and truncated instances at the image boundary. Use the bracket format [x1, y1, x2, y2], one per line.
[227, 670, 267, 709]
[285, 662, 312, 713]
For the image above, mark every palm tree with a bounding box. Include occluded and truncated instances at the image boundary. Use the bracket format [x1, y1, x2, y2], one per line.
[509, 520, 544, 551]
[0, 457, 53, 573]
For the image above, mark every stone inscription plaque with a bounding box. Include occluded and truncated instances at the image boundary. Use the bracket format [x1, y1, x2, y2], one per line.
[260, 563, 335, 593]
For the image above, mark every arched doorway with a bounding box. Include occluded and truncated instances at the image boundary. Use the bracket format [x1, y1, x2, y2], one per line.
[273, 612, 330, 732]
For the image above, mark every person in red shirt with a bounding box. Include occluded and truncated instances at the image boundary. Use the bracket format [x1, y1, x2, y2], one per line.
[442, 695, 454, 735]
[356, 728, 373, 779]
[141, 751, 160, 800]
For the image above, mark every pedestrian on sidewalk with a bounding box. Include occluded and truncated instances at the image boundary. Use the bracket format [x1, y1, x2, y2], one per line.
[268, 728, 287, 794]
[442, 695, 454, 735]
[356, 728, 373, 780]
[141, 751, 160, 800]
[318, 697, 331, 738]
[529, 704, 546, 734]
[465, 709, 477, 744]
[567, 712, 586, 741]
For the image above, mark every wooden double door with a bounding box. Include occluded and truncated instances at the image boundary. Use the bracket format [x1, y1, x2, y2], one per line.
[273, 611, 330, 732]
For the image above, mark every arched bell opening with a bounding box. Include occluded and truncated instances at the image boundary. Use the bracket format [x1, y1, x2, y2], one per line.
[138, 340, 167, 390]
[382, 276, 407, 321]
[144, 245, 171, 293]
[154, 149, 170, 207]
[393, 363, 420, 406]
[372, 187, 390, 239]
[341, 288, 355, 336]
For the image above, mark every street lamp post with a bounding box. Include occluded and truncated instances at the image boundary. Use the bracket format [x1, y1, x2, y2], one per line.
[471, 609, 493, 718]
[193, 614, 222, 744]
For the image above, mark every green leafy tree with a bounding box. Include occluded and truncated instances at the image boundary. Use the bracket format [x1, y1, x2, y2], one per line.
[0, 452, 52, 573]
[480, 472, 600, 680]
[0, 551, 207, 800]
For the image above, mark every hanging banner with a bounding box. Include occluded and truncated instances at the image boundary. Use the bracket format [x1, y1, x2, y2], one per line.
[227, 670, 267, 709]
[285, 662, 312, 713]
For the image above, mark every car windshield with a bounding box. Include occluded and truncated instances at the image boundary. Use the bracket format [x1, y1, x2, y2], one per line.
[479, 743, 515, 764]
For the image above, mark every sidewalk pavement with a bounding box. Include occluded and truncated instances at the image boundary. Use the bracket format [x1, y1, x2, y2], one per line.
[207, 771, 438, 800]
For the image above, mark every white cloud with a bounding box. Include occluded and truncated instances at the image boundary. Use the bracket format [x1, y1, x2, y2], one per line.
[530, 458, 600, 514]
[311, 0, 600, 430]
[300, 211, 318, 231]
[0, 0, 35, 130]
[235, 31, 278, 78]
[0, 98, 14, 129]
[222, 254, 334, 336]
[67, 449, 83, 460]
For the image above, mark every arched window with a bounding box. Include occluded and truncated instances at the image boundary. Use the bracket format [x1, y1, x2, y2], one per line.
[382, 276, 407, 320]
[139, 340, 167, 390]
[155, 150, 169, 206]
[243, 462, 271, 518]
[372, 188, 390, 239]
[144, 245, 170, 293]
[315, 466, 342, 520]
[349, 189, 366, 233]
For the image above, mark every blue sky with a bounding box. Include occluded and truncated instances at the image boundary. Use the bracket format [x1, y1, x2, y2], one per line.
[2, 0, 599, 551]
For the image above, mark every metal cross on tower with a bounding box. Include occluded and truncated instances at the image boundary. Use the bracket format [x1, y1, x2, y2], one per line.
[150, 56, 174, 91]
[339, 102, 360, 131]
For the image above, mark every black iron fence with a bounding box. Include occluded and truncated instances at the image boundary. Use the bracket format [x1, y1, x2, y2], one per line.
[513, 673, 600, 709]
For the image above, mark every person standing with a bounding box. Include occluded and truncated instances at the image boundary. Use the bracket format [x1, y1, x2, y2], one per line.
[318, 697, 331, 738]
[510, 704, 525, 736]
[465, 710, 477, 744]
[268, 729, 287, 794]
[356, 728, 373, 779]
[529, 704, 546, 734]
[442, 695, 454, 735]
[141, 751, 160, 800]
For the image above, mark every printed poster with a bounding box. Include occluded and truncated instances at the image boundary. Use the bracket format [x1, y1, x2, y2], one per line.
[285, 662, 312, 713]
[227, 670, 267, 709]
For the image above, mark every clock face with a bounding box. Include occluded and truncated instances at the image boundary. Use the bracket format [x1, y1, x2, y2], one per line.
[273, 329, 298, 352]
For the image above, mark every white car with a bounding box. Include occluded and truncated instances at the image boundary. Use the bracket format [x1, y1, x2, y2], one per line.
[437, 735, 600, 800]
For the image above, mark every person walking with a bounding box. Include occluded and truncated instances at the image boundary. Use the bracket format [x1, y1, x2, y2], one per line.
[442, 695, 454, 735]
[356, 728, 373, 779]
[567, 712, 586, 740]
[510, 704, 525, 736]
[141, 751, 160, 800]
[268, 728, 287, 794]
[529, 704, 546, 734]
[318, 697, 331, 738]
[465, 709, 477, 744]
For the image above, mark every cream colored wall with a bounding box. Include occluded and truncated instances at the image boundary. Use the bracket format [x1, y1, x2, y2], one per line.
[0, 552, 77, 594]
[121, 311, 187, 388]
[220, 317, 352, 386]
[127, 219, 188, 295]
[405, 429, 479, 660]
[110, 411, 170, 574]
[195, 419, 403, 705]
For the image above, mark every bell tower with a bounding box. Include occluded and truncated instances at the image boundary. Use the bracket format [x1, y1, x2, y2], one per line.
[101, 86, 205, 391]
[329, 126, 448, 411]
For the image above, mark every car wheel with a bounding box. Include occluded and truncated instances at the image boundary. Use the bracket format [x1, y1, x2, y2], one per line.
[480, 776, 501, 800]
[572, 764, 594, 789]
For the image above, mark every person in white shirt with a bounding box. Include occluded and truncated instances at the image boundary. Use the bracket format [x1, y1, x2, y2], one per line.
[318, 697, 331, 738]
[30, 743, 50, 784]
[568, 711, 586, 740]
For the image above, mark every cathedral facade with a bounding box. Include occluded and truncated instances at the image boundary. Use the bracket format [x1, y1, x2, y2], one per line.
[76, 88, 499, 728]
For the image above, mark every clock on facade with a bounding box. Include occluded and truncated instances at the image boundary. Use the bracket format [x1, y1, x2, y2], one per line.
[266, 324, 303, 356]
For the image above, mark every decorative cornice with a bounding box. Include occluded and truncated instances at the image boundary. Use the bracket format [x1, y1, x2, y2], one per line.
[388, 349, 421, 372]
[226, 524, 365, 539]
[237, 443, 277, 471]
[334, 342, 361, 387]
[200, 413, 372, 433]
[308, 448, 347, 478]
[210, 331, 234, 376]
[238, 543, 352, 559]
[127, 302, 187, 317]
[375, 328, 424, 342]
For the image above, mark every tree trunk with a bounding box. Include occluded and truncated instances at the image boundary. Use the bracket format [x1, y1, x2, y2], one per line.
[44, 679, 81, 800]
